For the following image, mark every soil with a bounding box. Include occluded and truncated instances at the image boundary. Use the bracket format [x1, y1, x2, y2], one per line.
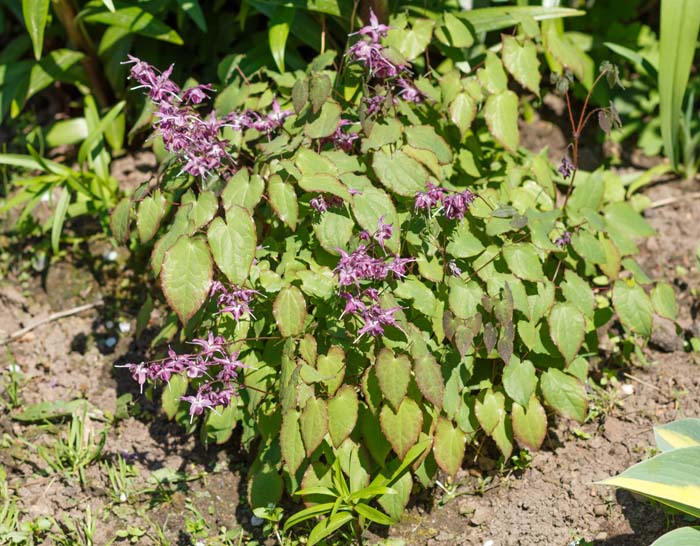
[0, 165, 699, 545]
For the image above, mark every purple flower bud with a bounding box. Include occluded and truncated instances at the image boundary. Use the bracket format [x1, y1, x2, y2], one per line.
[555, 231, 572, 248]
[558, 157, 574, 178]
[448, 260, 462, 277]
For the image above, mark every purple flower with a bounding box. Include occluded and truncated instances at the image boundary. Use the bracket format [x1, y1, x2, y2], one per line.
[211, 282, 259, 321]
[115, 362, 150, 393]
[396, 78, 425, 103]
[555, 231, 571, 248]
[442, 190, 476, 220]
[558, 157, 574, 178]
[181, 391, 215, 422]
[182, 84, 214, 105]
[374, 217, 393, 249]
[323, 119, 359, 151]
[448, 260, 462, 277]
[340, 292, 367, 318]
[355, 304, 403, 341]
[414, 182, 445, 212]
[352, 9, 390, 42]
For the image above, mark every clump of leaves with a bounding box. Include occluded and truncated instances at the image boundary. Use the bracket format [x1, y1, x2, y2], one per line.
[114, 9, 674, 543]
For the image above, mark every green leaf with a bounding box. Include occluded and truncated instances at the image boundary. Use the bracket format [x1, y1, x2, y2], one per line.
[502, 36, 541, 96]
[309, 73, 331, 113]
[249, 469, 283, 509]
[22, 0, 49, 60]
[658, 0, 700, 169]
[650, 527, 700, 546]
[511, 396, 547, 451]
[379, 398, 423, 460]
[313, 211, 354, 254]
[185, 191, 217, 232]
[613, 280, 653, 336]
[404, 126, 452, 165]
[307, 512, 354, 546]
[651, 282, 677, 321]
[162, 374, 187, 419]
[268, 175, 298, 230]
[457, 6, 584, 34]
[273, 286, 306, 337]
[448, 277, 482, 320]
[385, 18, 434, 60]
[503, 359, 537, 408]
[354, 503, 395, 526]
[372, 150, 428, 196]
[413, 354, 444, 408]
[540, 369, 587, 423]
[110, 197, 131, 244]
[222, 170, 264, 213]
[548, 302, 585, 363]
[484, 90, 520, 152]
[475, 389, 505, 435]
[268, 5, 294, 72]
[436, 12, 474, 48]
[378, 471, 412, 520]
[449, 93, 476, 137]
[300, 397, 328, 456]
[203, 404, 238, 445]
[316, 346, 345, 396]
[375, 349, 411, 412]
[137, 191, 166, 243]
[561, 270, 595, 318]
[361, 119, 402, 153]
[351, 186, 399, 253]
[328, 385, 358, 448]
[51, 188, 70, 253]
[176, 0, 207, 31]
[280, 410, 305, 475]
[503, 243, 544, 282]
[655, 418, 700, 452]
[478, 52, 508, 94]
[600, 446, 700, 518]
[207, 209, 257, 285]
[81, 6, 184, 44]
[298, 174, 350, 202]
[305, 101, 342, 139]
[45, 118, 88, 147]
[160, 236, 213, 324]
[433, 418, 466, 477]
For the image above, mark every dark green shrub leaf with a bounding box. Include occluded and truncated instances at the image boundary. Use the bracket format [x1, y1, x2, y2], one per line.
[548, 302, 585, 363]
[328, 385, 358, 448]
[540, 369, 587, 423]
[433, 418, 466, 477]
[82, 5, 184, 44]
[613, 280, 653, 336]
[360, 404, 392, 464]
[413, 354, 445, 408]
[273, 286, 307, 337]
[207, 208, 256, 285]
[309, 73, 331, 113]
[292, 78, 308, 114]
[161, 235, 213, 324]
[300, 397, 328, 456]
[375, 348, 411, 412]
[380, 398, 423, 460]
[511, 396, 546, 451]
[503, 358, 537, 408]
[249, 468, 283, 509]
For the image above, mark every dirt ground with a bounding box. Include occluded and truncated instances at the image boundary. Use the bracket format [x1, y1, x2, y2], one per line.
[0, 166, 698, 545]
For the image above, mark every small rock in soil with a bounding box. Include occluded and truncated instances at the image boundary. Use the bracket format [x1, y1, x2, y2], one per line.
[469, 506, 492, 526]
[593, 505, 608, 517]
[650, 316, 684, 352]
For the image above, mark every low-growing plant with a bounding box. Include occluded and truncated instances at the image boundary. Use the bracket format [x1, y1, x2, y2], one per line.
[110, 6, 677, 542]
[601, 417, 700, 546]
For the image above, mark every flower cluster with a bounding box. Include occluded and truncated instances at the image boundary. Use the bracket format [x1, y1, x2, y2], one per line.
[210, 281, 259, 321]
[558, 156, 574, 178]
[555, 231, 571, 248]
[414, 182, 477, 220]
[310, 194, 344, 213]
[347, 10, 408, 79]
[323, 119, 360, 152]
[334, 219, 411, 341]
[125, 56, 292, 178]
[117, 333, 245, 420]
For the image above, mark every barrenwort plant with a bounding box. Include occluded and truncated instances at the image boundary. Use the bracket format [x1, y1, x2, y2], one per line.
[113, 10, 676, 544]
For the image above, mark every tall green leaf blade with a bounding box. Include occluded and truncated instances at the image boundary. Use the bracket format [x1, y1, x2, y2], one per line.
[654, 418, 700, 452]
[81, 6, 184, 44]
[269, 5, 294, 72]
[658, 0, 700, 169]
[457, 6, 583, 34]
[22, 0, 49, 60]
[176, 0, 207, 31]
[51, 188, 71, 253]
